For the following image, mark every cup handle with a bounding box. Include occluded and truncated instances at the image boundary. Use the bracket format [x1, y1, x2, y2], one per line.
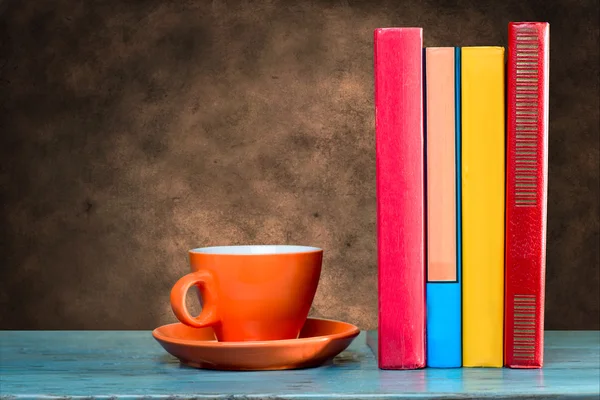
[170, 270, 219, 328]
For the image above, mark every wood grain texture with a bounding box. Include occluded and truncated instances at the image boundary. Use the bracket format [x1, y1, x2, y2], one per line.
[1, 330, 599, 399]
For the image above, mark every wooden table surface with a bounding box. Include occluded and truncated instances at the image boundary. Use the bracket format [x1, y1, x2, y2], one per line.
[1, 330, 598, 399]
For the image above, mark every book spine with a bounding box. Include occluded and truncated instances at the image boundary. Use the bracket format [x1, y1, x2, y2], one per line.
[425, 47, 461, 368]
[504, 22, 549, 369]
[374, 27, 426, 370]
[461, 46, 505, 367]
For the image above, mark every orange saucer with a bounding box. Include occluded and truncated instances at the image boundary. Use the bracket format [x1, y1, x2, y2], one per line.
[152, 317, 360, 371]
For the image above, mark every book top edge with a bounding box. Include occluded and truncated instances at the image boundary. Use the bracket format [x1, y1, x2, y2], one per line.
[375, 27, 423, 32]
[425, 47, 456, 51]
[374, 27, 423, 38]
[460, 46, 505, 49]
[509, 21, 549, 27]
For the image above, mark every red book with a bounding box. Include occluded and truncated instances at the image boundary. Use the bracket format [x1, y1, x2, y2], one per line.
[374, 27, 425, 369]
[504, 21, 550, 368]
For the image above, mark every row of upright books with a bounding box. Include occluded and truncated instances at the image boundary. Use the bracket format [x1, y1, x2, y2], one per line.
[373, 22, 549, 369]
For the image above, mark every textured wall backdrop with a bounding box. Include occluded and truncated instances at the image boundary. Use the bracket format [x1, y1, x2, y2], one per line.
[0, 0, 598, 330]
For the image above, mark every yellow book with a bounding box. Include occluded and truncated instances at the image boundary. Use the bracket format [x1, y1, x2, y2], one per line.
[461, 47, 505, 367]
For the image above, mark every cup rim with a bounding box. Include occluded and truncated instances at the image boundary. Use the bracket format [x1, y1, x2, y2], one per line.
[189, 245, 322, 255]
[152, 317, 359, 347]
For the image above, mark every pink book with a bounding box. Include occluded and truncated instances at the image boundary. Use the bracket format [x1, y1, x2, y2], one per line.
[373, 27, 426, 369]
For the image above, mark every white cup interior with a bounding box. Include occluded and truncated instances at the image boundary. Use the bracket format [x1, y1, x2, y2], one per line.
[189, 245, 322, 255]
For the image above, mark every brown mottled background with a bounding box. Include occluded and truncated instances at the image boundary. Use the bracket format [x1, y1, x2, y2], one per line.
[0, 0, 598, 330]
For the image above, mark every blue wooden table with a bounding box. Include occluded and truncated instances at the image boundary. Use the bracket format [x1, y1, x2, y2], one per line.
[1, 330, 598, 399]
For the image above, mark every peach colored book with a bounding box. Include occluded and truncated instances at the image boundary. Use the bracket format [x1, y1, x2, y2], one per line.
[426, 47, 456, 282]
[425, 47, 462, 367]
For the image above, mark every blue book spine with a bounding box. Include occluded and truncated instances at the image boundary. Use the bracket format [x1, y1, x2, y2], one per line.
[425, 47, 462, 368]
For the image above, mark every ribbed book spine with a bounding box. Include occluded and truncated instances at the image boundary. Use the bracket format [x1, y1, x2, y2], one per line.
[425, 47, 462, 368]
[504, 22, 550, 369]
[461, 46, 505, 367]
[374, 27, 426, 370]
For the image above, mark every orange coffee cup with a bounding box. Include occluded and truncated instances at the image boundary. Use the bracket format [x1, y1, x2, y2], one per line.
[170, 245, 323, 342]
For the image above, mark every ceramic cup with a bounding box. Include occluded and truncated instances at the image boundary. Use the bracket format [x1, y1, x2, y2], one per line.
[170, 245, 323, 342]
